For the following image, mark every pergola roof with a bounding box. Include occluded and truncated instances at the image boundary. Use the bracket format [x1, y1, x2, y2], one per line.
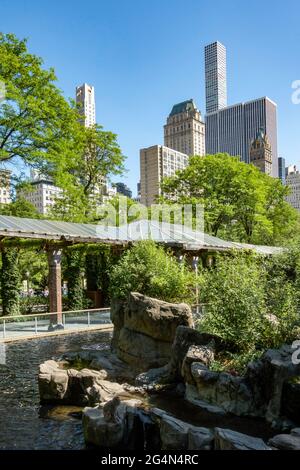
[0, 215, 284, 255]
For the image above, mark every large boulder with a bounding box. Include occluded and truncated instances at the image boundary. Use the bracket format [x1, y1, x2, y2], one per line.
[39, 360, 128, 406]
[214, 428, 271, 450]
[268, 433, 300, 450]
[281, 377, 300, 423]
[168, 326, 222, 381]
[157, 412, 214, 450]
[117, 327, 173, 370]
[112, 293, 193, 371]
[83, 397, 160, 450]
[186, 363, 255, 417]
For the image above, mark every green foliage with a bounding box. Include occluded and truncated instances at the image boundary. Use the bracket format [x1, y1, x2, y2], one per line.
[109, 241, 197, 304]
[63, 247, 86, 311]
[19, 295, 49, 315]
[0, 247, 20, 315]
[199, 252, 268, 352]
[210, 350, 264, 375]
[199, 250, 300, 354]
[18, 249, 48, 289]
[0, 33, 79, 172]
[161, 153, 300, 245]
[0, 197, 40, 218]
[51, 125, 125, 223]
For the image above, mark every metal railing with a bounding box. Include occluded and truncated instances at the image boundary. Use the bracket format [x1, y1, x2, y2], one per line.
[0, 308, 111, 341]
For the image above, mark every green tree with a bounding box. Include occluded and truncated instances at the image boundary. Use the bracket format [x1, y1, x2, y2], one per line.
[0, 196, 40, 218]
[109, 241, 197, 304]
[161, 153, 299, 245]
[51, 125, 125, 222]
[0, 33, 79, 173]
[63, 247, 86, 311]
[0, 247, 20, 315]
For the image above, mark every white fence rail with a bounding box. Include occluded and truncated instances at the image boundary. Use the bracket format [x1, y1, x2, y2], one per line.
[0, 308, 111, 341]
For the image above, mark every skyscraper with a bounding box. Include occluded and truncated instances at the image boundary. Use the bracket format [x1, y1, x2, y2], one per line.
[164, 100, 205, 156]
[140, 145, 189, 206]
[250, 128, 272, 176]
[286, 165, 300, 212]
[205, 41, 227, 114]
[206, 97, 278, 177]
[76, 83, 96, 128]
[278, 157, 286, 185]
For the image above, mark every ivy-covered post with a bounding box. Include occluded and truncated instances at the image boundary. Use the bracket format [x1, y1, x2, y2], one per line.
[0, 247, 21, 316]
[47, 247, 63, 325]
[64, 247, 85, 311]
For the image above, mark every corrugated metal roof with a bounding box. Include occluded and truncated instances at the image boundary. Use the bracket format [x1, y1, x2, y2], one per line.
[0, 215, 284, 254]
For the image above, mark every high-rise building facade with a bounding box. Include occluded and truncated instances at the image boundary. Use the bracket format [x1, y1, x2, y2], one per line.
[18, 179, 63, 215]
[76, 83, 96, 128]
[250, 128, 272, 176]
[206, 97, 278, 177]
[0, 170, 11, 205]
[164, 100, 205, 157]
[278, 157, 286, 185]
[205, 41, 227, 114]
[286, 165, 300, 212]
[140, 145, 189, 206]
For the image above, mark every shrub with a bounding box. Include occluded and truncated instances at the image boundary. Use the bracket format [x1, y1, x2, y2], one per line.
[198, 252, 268, 352]
[109, 241, 197, 304]
[199, 250, 300, 354]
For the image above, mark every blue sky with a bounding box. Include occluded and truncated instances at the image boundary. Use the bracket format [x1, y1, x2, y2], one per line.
[1, 0, 299, 194]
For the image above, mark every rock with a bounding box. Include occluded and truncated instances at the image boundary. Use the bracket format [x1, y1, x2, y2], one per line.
[39, 360, 69, 402]
[268, 434, 300, 450]
[125, 293, 193, 342]
[181, 345, 215, 384]
[135, 365, 171, 388]
[188, 428, 214, 450]
[117, 327, 173, 370]
[82, 406, 124, 448]
[82, 398, 155, 450]
[282, 377, 300, 423]
[185, 384, 227, 415]
[291, 428, 300, 437]
[159, 414, 190, 450]
[215, 428, 271, 450]
[112, 293, 193, 371]
[168, 326, 221, 381]
[110, 299, 126, 350]
[39, 360, 130, 406]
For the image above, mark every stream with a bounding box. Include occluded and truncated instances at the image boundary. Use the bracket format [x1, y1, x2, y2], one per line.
[0, 331, 275, 450]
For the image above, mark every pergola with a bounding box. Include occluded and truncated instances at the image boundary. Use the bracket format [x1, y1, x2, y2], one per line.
[0, 215, 284, 324]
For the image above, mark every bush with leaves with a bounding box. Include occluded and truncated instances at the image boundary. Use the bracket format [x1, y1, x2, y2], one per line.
[109, 241, 197, 304]
[199, 252, 269, 352]
[199, 250, 300, 354]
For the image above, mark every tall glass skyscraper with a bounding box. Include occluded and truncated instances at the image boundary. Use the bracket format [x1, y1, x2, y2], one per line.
[205, 41, 227, 114]
[206, 97, 278, 177]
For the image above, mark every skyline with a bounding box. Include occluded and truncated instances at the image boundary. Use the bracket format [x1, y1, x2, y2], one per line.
[1, 0, 299, 194]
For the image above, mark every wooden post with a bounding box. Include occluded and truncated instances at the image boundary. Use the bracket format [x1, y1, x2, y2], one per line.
[47, 247, 63, 325]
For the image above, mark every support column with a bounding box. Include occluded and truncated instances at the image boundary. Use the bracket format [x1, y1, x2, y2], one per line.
[47, 247, 63, 326]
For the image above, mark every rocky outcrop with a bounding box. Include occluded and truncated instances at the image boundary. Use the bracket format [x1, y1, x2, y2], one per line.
[111, 293, 193, 371]
[181, 344, 300, 424]
[214, 428, 271, 450]
[157, 412, 214, 450]
[268, 433, 300, 450]
[39, 360, 130, 406]
[82, 396, 273, 451]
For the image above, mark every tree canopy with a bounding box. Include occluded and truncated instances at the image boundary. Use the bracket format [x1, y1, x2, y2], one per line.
[0, 33, 78, 172]
[161, 153, 299, 245]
